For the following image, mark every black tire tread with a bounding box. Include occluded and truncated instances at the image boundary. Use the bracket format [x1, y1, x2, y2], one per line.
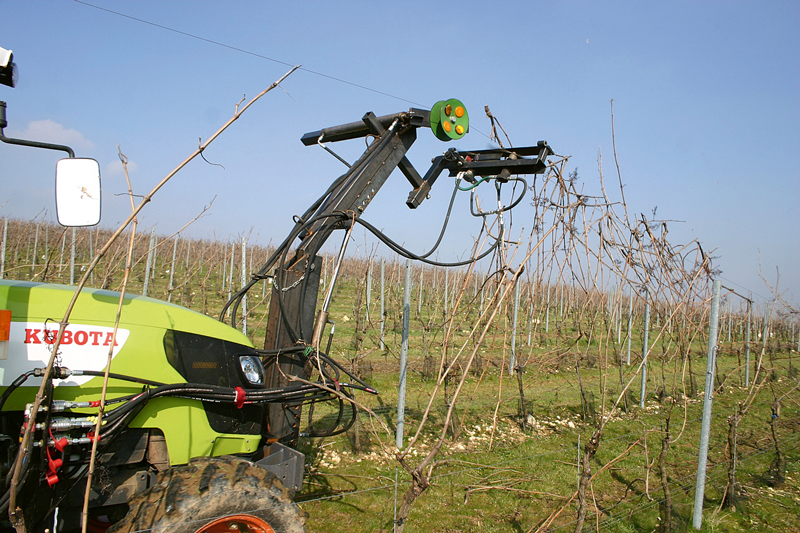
[109, 456, 306, 533]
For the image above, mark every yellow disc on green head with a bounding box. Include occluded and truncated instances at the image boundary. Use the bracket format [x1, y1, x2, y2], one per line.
[430, 98, 469, 142]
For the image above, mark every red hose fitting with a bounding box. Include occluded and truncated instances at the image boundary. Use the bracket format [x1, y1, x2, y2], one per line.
[234, 387, 246, 409]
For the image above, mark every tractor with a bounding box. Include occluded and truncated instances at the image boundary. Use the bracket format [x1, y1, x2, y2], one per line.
[1, 49, 552, 532]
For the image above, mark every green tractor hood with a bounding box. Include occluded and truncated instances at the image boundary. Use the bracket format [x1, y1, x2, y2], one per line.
[0, 280, 262, 463]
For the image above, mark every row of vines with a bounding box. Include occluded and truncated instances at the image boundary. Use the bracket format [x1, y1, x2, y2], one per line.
[1, 147, 798, 531]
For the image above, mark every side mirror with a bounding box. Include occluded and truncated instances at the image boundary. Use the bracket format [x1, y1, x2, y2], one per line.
[55, 158, 101, 226]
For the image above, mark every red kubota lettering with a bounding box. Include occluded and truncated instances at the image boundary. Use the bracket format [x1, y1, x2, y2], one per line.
[23, 326, 120, 347]
[103, 332, 118, 347]
[88, 331, 102, 345]
[74, 331, 88, 345]
[25, 329, 41, 344]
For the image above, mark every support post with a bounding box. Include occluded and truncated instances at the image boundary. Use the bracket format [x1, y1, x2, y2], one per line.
[626, 288, 633, 365]
[443, 269, 449, 334]
[526, 280, 535, 346]
[480, 280, 485, 315]
[221, 242, 227, 293]
[396, 259, 412, 449]
[417, 266, 424, 315]
[616, 286, 623, 345]
[639, 288, 650, 408]
[510, 277, 521, 373]
[88, 229, 93, 285]
[227, 241, 235, 302]
[745, 300, 751, 387]
[727, 307, 732, 343]
[168, 237, 178, 302]
[380, 258, 385, 351]
[692, 279, 722, 529]
[69, 227, 76, 285]
[545, 286, 550, 333]
[59, 229, 65, 276]
[241, 237, 247, 335]
[143, 228, 155, 296]
[366, 261, 372, 319]
[0, 218, 7, 280]
[31, 224, 39, 273]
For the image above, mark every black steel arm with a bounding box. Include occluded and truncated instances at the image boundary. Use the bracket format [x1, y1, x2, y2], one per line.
[290, 111, 422, 264]
[258, 105, 554, 447]
[0, 101, 75, 157]
[300, 108, 429, 146]
[406, 141, 554, 209]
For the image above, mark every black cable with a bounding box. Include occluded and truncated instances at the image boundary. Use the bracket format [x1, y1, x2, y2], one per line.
[257, 344, 378, 394]
[220, 164, 357, 324]
[469, 177, 528, 217]
[69, 369, 164, 388]
[98, 380, 350, 422]
[0, 371, 34, 411]
[418, 178, 461, 259]
[95, 381, 342, 443]
[230, 198, 504, 343]
[316, 352, 376, 393]
[306, 397, 358, 438]
[354, 216, 501, 267]
[304, 397, 345, 438]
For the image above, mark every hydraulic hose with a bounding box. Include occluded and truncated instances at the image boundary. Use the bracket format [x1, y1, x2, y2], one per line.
[0, 371, 34, 411]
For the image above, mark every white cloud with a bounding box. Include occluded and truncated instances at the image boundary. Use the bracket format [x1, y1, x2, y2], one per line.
[104, 159, 139, 177]
[6, 120, 94, 151]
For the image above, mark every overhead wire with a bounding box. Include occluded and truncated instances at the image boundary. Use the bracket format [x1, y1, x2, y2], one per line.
[72, 0, 498, 142]
[73, 0, 425, 108]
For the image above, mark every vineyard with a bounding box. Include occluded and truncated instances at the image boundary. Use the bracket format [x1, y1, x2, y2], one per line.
[1, 152, 799, 532]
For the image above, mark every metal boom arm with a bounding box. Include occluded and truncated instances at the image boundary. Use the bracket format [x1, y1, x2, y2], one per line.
[255, 104, 553, 445]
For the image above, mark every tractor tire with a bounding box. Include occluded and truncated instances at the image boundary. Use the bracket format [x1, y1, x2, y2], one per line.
[109, 456, 307, 533]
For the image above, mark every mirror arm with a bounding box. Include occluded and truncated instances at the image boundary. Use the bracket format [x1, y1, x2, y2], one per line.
[0, 101, 75, 157]
[0, 129, 75, 158]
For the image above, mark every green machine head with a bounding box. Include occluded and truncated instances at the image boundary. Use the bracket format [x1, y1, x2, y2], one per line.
[430, 98, 469, 142]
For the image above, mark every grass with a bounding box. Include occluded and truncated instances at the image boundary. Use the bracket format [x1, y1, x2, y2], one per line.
[296, 354, 800, 532]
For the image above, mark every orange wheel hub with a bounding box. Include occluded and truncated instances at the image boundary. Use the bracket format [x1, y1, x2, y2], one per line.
[195, 514, 276, 533]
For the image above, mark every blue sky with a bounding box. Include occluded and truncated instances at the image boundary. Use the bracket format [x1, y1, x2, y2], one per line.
[1, 1, 798, 306]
